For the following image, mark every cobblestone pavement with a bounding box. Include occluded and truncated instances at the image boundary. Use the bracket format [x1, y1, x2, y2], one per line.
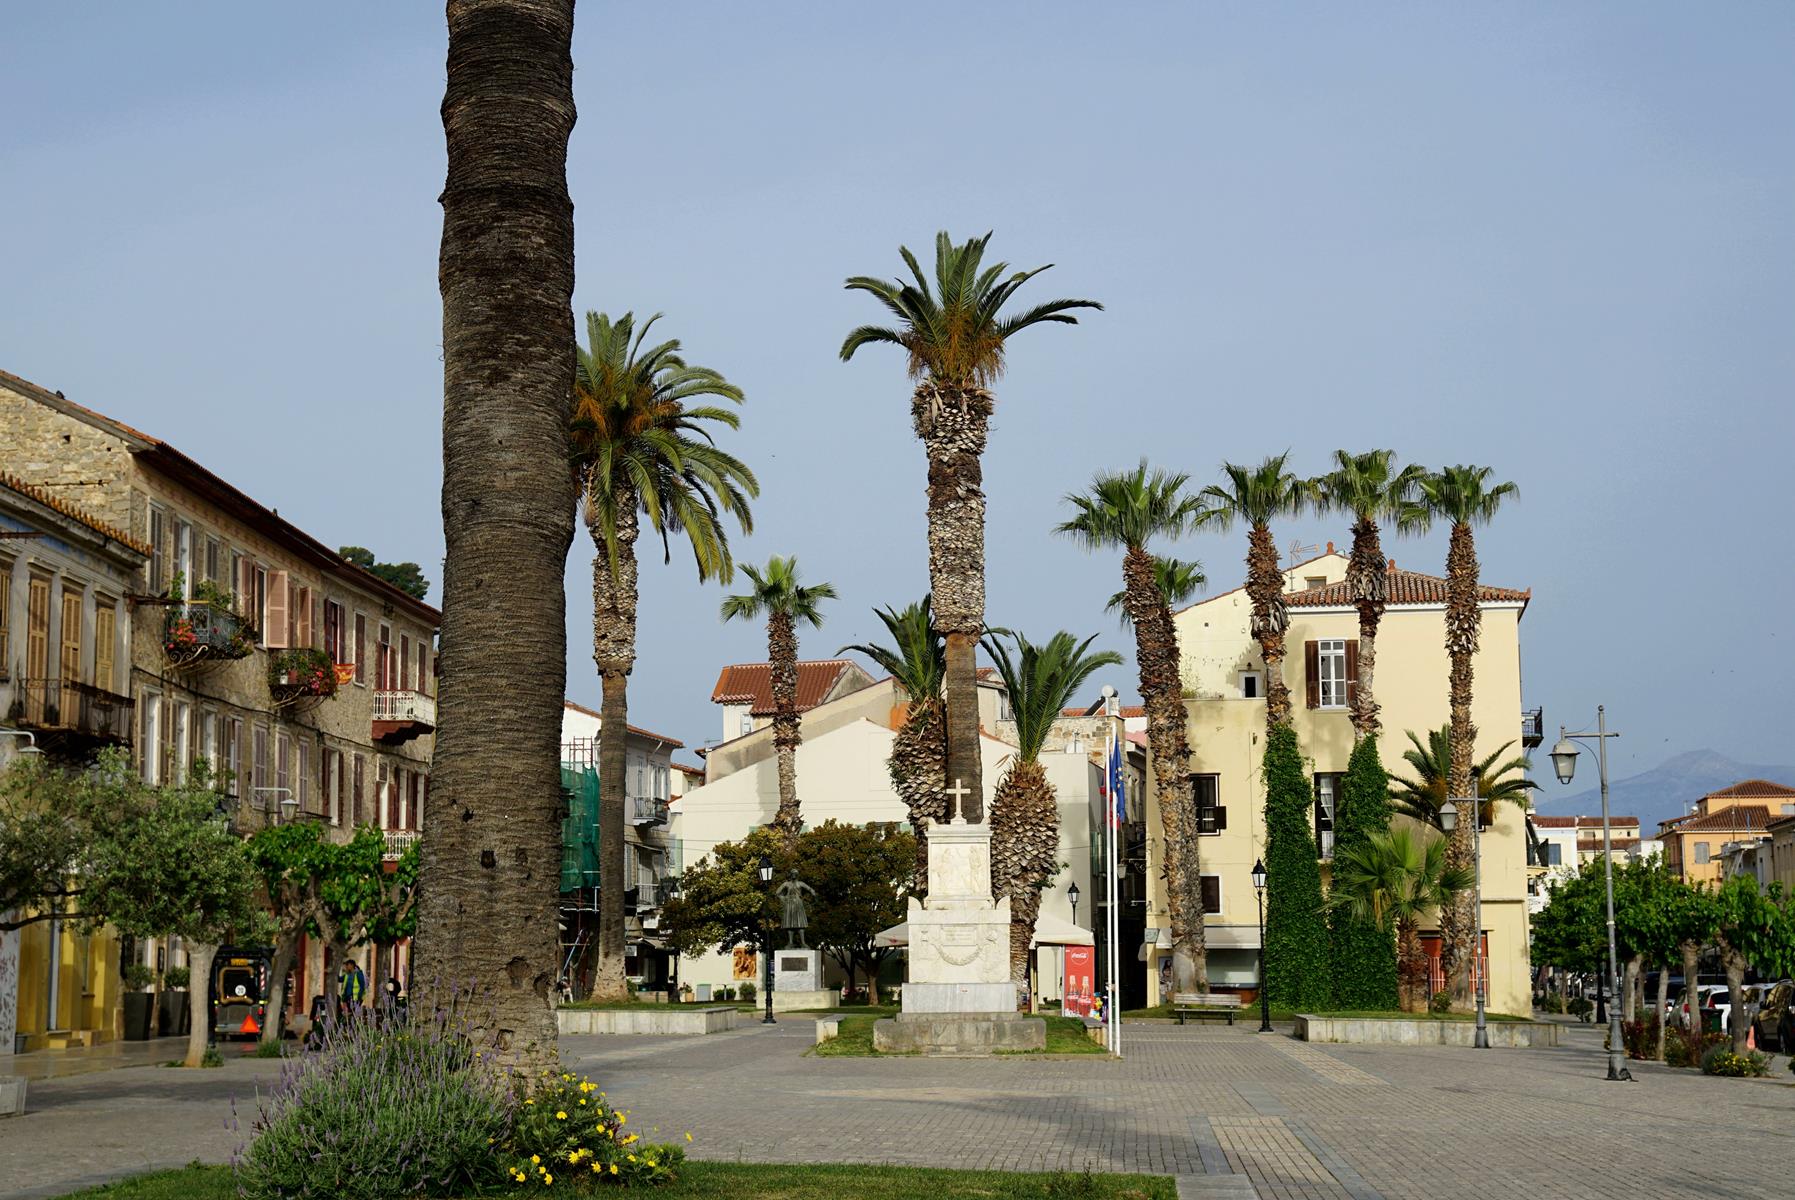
[3, 1021, 1792, 1200]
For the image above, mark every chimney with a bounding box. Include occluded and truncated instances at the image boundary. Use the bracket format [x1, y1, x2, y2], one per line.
[1326, 540, 1334, 554]
[1388, 557, 1396, 570]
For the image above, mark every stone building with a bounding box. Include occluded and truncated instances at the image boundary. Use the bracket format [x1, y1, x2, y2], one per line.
[1, 367, 438, 1024]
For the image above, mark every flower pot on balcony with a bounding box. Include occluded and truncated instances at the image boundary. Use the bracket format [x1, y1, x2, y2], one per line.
[122, 993, 154, 1041]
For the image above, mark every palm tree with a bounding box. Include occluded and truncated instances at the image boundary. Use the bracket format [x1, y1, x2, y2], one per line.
[841, 233, 1100, 823]
[1193, 454, 1311, 731]
[840, 599, 947, 892]
[1388, 726, 1538, 830]
[1056, 462, 1211, 992]
[1312, 450, 1424, 739]
[415, 0, 577, 1068]
[1105, 556, 1205, 628]
[981, 629, 1121, 1001]
[1399, 465, 1518, 1004]
[1328, 827, 1476, 1012]
[571, 310, 757, 1001]
[721, 556, 837, 844]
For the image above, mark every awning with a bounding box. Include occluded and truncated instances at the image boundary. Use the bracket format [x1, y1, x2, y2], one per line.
[875, 914, 1096, 949]
[1139, 924, 1260, 958]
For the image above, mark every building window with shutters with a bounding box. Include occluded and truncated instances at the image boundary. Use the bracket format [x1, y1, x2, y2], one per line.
[149, 507, 167, 591]
[94, 600, 116, 692]
[1200, 875, 1222, 915]
[1192, 773, 1225, 834]
[1316, 639, 1348, 708]
[1694, 841, 1710, 864]
[252, 725, 269, 803]
[140, 691, 162, 783]
[0, 557, 11, 673]
[352, 753, 365, 825]
[353, 612, 366, 684]
[1313, 773, 1341, 858]
[225, 717, 242, 799]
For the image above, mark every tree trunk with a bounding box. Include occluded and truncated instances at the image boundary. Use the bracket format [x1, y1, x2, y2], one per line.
[260, 936, 298, 1046]
[1121, 546, 1206, 992]
[914, 381, 990, 824]
[1346, 515, 1386, 738]
[1680, 940, 1701, 1033]
[889, 698, 946, 895]
[590, 486, 640, 1003]
[183, 943, 216, 1067]
[767, 610, 803, 844]
[1621, 955, 1641, 1023]
[415, 0, 577, 1074]
[1722, 943, 1749, 1054]
[1654, 962, 1670, 1062]
[1396, 919, 1425, 1012]
[1438, 520, 1480, 1007]
[1245, 523, 1290, 730]
[990, 759, 1058, 1008]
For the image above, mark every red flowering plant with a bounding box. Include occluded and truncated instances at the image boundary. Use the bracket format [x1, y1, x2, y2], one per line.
[269, 648, 339, 700]
[162, 572, 255, 660]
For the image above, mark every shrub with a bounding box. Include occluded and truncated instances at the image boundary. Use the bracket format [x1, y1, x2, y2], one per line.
[122, 963, 156, 992]
[1429, 991, 1452, 1014]
[1700, 1046, 1770, 1077]
[235, 1001, 513, 1200]
[505, 1070, 684, 1188]
[1664, 1024, 1726, 1068]
[1620, 1015, 1660, 1060]
[1327, 737, 1399, 1010]
[1566, 996, 1593, 1020]
[1262, 724, 1330, 1010]
[164, 965, 191, 990]
[738, 982, 756, 1002]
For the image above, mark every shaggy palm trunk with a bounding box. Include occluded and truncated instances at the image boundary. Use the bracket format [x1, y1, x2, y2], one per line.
[589, 487, 640, 1003]
[183, 943, 216, 1067]
[1346, 515, 1386, 738]
[415, 0, 577, 1071]
[890, 698, 946, 893]
[915, 381, 990, 823]
[1246, 523, 1290, 730]
[1680, 940, 1701, 1033]
[1438, 520, 1480, 1008]
[1121, 546, 1207, 992]
[767, 610, 803, 844]
[1396, 919, 1425, 1012]
[989, 759, 1058, 1007]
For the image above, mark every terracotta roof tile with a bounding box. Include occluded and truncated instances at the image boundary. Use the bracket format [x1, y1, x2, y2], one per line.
[710, 659, 866, 716]
[1660, 804, 1774, 835]
[1532, 815, 1640, 829]
[1702, 779, 1795, 800]
[1287, 566, 1529, 608]
[0, 470, 150, 556]
[1577, 837, 1640, 851]
[1061, 704, 1146, 718]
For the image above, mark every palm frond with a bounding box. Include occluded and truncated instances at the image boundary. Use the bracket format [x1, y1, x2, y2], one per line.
[838, 597, 944, 703]
[980, 628, 1122, 762]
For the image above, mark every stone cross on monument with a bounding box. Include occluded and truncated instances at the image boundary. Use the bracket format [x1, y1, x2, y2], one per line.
[944, 778, 972, 824]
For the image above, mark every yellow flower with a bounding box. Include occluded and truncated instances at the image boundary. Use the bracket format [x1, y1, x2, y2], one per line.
[685, 1132, 693, 1142]
[524, 1099, 534, 1105]
[627, 1153, 637, 1163]
[610, 1164, 619, 1175]
[530, 1155, 540, 1165]
[543, 1173, 553, 1185]
[618, 1113, 626, 1125]
[568, 1152, 579, 1164]
[578, 1099, 586, 1106]
[591, 1163, 601, 1173]
[555, 1111, 567, 1120]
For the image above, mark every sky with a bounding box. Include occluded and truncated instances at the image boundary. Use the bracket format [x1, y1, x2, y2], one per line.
[3, 2, 1791, 779]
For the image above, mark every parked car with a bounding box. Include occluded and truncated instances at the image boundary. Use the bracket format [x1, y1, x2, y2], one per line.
[1750, 980, 1795, 1050]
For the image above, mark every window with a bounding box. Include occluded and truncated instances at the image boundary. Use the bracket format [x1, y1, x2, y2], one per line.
[1314, 773, 1341, 858]
[352, 753, 365, 826]
[205, 537, 222, 586]
[1200, 875, 1222, 915]
[173, 519, 192, 596]
[1316, 639, 1348, 709]
[377, 760, 391, 828]
[298, 737, 315, 814]
[378, 623, 392, 689]
[418, 774, 428, 830]
[224, 717, 243, 798]
[400, 634, 411, 691]
[252, 726, 270, 802]
[170, 701, 190, 784]
[1545, 843, 1563, 866]
[94, 601, 116, 692]
[1694, 842, 1711, 865]
[262, 569, 284, 646]
[419, 642, 430, 694]
[740, 713, 753, 736]
[149, 507, 167, 591]
[1305, 576, 1327, 591]
[353, 613, 366, 684]
[324, 600, 344, 662]
[140, 691, 162, 783]
[1239, 672, 1261, 699]
[59, 584, 83, 700]
[198, 710, 217, 777]
[408, 773, 421, 831]
[294, 585, 313, 648]
[0, 558, 10, 671]
[276, 733, 293, 807]
[1192, 774, 1225, 834]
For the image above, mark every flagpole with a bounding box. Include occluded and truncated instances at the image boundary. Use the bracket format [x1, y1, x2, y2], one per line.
[1106, 710, 1121, 1057]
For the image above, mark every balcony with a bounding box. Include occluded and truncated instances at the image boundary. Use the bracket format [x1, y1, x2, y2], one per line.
[268, 648, 339, 713]
[7, 678, 134, 758]
[383, 829, 421, 862]
[630, 796, 669, 826]
[373, 690, 436, 745]
[163, 602, 254, 669]
[1521, 707, 1545, 748]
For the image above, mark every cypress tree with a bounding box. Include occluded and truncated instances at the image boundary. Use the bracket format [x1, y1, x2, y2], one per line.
[1263, 723, 1331, 1010]
[1327, 736, 1400, 1009]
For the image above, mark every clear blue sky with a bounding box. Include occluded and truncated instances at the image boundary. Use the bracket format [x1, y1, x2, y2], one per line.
[4, 2, 1791, 777]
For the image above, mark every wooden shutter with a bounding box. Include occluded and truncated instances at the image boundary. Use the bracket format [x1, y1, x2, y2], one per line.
[417, 774, 427, 831]
[1303, 640, 1320, 709]
[1344, 640, 1359, 710]
[295, 586, 313, 648]
[149, 509, 166, 591]
[354, 614, 366, 683]
[94, 603, 116, 692]
[352, 754, 365, 826]
[265, 571, 289, 648]
[1200, 876, 1221, 915]
[400, 635, 410, 691]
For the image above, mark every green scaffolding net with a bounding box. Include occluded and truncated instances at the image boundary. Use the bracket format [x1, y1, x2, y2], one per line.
[560, 764, 601, 892]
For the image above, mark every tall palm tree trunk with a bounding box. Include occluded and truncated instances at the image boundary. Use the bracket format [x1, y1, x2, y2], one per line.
[767, 610, 802, 843]
[915, 381, 991, 823]
[417, 0, 576, 1070]
[590, 490, 640, 1002]
[1396, 919, 1425, 1012]
[890, 699, 947, 893]
[1246, 523, 1290, 729]
[1439, 519, 1480, 1007]
[1346, 516, 1385, 739]
[990, 759, 1058, 1006]
[1122, 546, 1208, 992]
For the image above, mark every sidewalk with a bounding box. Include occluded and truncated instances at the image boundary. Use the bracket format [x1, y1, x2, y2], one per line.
[2, 1037, 192, 1082]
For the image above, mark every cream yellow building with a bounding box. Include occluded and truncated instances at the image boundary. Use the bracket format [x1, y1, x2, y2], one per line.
[1657, 780, 1795, 885]
[1142, 549, 1537, 1015]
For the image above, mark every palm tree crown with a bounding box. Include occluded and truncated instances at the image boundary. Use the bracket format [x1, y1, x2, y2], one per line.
[1387, 726, 1538, 829]
[1057, 461, 1203, 554]
[1314, 450, 1423, 525]
[1398, 465, 1519, 533]
[980, 630, 1122, 763]
[572, 310, 758, 581]
[839, 598, 944, 704]
[719, 555, 838, 627]
[1106, 556, 1206, 627]
[840, 231, 1102, 387]
[1329, 827, 1476, 931]
[1193, 452, 1313, 533]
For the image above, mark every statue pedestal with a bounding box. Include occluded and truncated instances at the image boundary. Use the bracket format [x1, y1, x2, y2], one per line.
[773, 947, 822, 994]
[874, 818, 1044, 1054]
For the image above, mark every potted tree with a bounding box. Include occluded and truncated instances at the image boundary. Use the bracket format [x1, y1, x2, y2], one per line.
[159, 966, 191, 1036]
[121, 964, 156, 1041]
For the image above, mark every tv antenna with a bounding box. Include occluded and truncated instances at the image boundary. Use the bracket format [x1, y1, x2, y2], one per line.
[1285, 539, 1319, 565]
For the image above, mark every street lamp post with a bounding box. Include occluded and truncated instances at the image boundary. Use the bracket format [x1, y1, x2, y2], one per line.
[1068, 881, 1081, 929]
[1440, 766, 1489, 1049]
[757, 854, 776, 1025]
[1549, 705, 1632, 1083]
[1251, 859, 1272, 1032]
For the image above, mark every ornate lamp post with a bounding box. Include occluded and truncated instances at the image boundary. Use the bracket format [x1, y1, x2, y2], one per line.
[1440, 765, 1488, 1049]
[757, 853, 776, 1024]
[1251, 859, 1272, 1032]
[1550, 706, 1632, 1082]
[1068, 881, 1081, 929]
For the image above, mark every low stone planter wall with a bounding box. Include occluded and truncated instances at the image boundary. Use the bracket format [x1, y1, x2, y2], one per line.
[558, 1006, 739, 1037]
[1296, 1014, 1560, 1048]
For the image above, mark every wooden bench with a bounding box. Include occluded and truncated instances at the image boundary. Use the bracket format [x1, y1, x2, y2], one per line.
[1170, 992, 1242, 1025]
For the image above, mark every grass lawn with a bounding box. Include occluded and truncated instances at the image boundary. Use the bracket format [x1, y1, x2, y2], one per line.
[813, 1014, 1104, 1057]
[1120, 1004, 1532, 1023]
[1302, 1010, 1533, 1022]
[560, 1000, 900, 1017]
[48, 1160, 1173, 1199]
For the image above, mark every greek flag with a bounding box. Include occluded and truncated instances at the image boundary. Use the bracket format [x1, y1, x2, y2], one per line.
[1107, 738, 1127, 827]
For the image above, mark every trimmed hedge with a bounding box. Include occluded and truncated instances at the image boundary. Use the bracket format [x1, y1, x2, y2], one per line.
[1328, 736, 1399, 1009]
[1263, 723, 1330, 1010]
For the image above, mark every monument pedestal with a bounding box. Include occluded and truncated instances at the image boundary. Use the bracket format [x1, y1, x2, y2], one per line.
[873, 815, 1045, 1055]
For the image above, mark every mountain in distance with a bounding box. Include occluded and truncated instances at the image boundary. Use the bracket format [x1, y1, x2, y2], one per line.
[1532, 749, 1795, 834]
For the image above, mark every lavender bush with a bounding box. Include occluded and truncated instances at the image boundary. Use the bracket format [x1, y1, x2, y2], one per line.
[234, 1000, 512, 1200]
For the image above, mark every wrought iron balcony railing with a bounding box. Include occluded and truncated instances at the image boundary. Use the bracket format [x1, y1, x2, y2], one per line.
[630, 796, 669, 826]
[1521, 707, 1545, 748]
[9, 677, 134, 746]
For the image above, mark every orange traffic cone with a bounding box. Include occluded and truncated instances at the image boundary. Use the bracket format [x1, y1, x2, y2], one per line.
[242, 1012, 259, 1036]
[1747, 1023, 1756, 1051]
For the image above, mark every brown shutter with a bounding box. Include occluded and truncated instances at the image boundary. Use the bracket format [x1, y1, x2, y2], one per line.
[1304, 640, 1320, 709]
[352, 754, 364, 826]
[265, 571, 289, 648]
[1345, 640, 1359, 710]
[1200, 876, 1221, 914]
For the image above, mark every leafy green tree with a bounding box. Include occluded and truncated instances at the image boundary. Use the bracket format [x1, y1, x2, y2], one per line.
[798, 821, 916, 1002]
[1713, 877, 1795, 1053]
[364, 838, 421, 995]
[721, 556, 837, 844]
[1387, 727, 1536, 830]
[660, 827, 786, 966]
[337, 546, 430, 600]
[1262, 724, 1329, 1009]
[842, 231, 1100, 826]
[244, 822, 328, 1044]
[1328, 826, 1474, 1012]
[312, 827, 390, 984]
[1327, 736, 1398, 1009]
[0, 754, 93, 932]
[1610, 859, 1689, 1059]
